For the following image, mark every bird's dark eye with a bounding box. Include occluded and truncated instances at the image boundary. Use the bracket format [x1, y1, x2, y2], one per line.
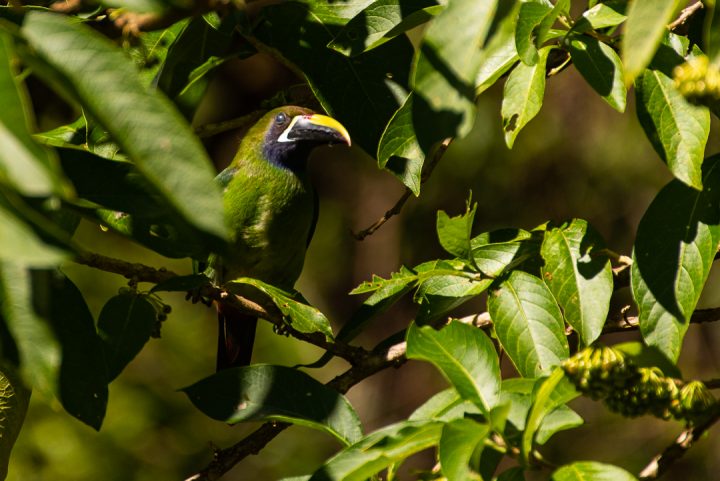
[275, 112, 288, 125]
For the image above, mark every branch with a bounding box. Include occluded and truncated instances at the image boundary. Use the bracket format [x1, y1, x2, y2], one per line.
[74, 250, 178, 284]
[638, 407, 720, 479]
[668, 1, 703, 32]
[185, 339, 408, 481]
[73, 251, 369, 364]
[353, 138, 452, 241]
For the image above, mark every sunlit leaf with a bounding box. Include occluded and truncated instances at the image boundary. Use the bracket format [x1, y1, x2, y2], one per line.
[540, 219, 612, 346]
[488, 271, 569, 377]
[407, 321, 500, 413]
[632, 155, 720, 361]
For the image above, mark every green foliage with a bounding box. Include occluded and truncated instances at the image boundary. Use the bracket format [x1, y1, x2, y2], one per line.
[183, 364, 362, 445]
[0, 0, 719, 479]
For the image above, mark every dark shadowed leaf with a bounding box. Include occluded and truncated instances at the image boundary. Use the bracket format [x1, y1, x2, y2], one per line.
[488, 271, 569, 377]
[0, 362, 29, 481]
[252, 1, 413, 154]
[227, 278, 333, 339]
[1, 265, 107, 429]
[57, 147, 212, 258]
[407, 321, 500, 413]
[309, 420, 442, 481]
[567, 35, 626, 112]
[631, 155, 720, 361]
[413, 0, 498, 141]
[98, 293, 158, 381]
[540, 219, 612, 346]
[376, 93, 424, 194]
[21, 12, 227, 243]
[183, 364, 362, 445]
[328, 0, 441, 56]
[635, 48, 710, 190]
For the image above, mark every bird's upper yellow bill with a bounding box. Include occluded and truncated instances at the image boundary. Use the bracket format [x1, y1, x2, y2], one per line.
[306, 114, 352, 146]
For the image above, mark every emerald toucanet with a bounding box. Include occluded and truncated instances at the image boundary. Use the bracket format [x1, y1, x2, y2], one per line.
[211, 106, 351, 370]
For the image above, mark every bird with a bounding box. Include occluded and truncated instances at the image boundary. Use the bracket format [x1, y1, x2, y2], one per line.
[210, 106, 351, 370]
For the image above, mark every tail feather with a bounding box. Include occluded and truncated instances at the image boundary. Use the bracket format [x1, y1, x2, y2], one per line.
[216, 302, 258, 371]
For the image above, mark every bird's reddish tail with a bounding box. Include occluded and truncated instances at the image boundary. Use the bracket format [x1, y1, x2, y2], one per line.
[216, 302, 258, 370]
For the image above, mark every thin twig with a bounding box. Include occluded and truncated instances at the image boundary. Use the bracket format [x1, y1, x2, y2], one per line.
[184, 339, 408, 481]
[638, 407, 720, 479]
[353, 138, 452, 241]
[668, 1, 703, 32]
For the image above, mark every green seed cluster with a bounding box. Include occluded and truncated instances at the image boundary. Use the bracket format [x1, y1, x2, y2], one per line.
[673, 55, 720, 105]
[562, 346, 718, 424]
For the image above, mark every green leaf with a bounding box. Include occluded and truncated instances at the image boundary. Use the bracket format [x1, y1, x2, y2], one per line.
[0, 362, 30, 481]
[97, 293, 157, 381]
[57, 147, 211, 259]
[406, 321, 500, 413]
[328, 0, 441, 56]
[409, 388, 479, 422]
[155, 13, 238, 117]
[476, 1, 521, 94]
[183, 364, 362, 445]
[540, 219, 613, 346]
[252, 2, 413, 154]
[414, 274, 491, 324]
[21, 12, 227, 242]
[515, 1, 553, 66]
[439, 418, 489, 481]
[437, 202, 476, 259]
[502, 45, 551, 148]
[578, 2, 627, 30]
[567, 35, 627, 112]
[376, 93, 424, 195]
[0, 32, 64, 197]
[309, 420, 442, 481]
[125, 21, 186, 87]
[0, 265, 107, 429]
[488, 271, 569, 377]
[551, 461, 638, 481]
[521, 369, 577, 462]
[500, 378, 583, 445]
[635, 60, 710, 190]
[622, 0, 682, 84]
[470, 228, 537, 277]
[613, 342, 681, 379]
[0, 198, 67, 268]
[227, 278, 333, 339]
[706, 1, 720, 65]
[412, 0, 498, 139]
[631, 155, 720, 361]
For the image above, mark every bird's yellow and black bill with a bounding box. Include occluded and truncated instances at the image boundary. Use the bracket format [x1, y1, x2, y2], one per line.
[278, 114, 351, 146]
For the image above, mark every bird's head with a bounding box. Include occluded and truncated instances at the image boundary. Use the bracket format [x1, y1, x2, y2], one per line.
[258, 106, 351, 171]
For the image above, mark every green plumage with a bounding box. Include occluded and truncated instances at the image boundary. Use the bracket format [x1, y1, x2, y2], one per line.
[211, 106, 350, 370]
